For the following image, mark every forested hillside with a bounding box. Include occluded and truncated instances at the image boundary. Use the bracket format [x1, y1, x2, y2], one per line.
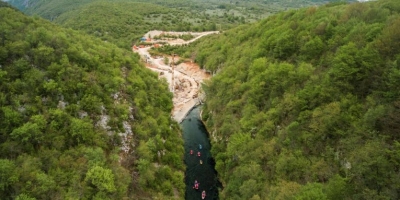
[178, 0, 400, 199]
[52, 1, 237, 49]
[53, 2, 173, 48]
[6, 0, 343, 20]
[5, 0, 353, 50]
[11, 0, 246, 49]
[0, 5, 184, 200]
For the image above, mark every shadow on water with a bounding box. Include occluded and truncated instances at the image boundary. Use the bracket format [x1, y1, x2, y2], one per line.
[181, 106, 222, 200]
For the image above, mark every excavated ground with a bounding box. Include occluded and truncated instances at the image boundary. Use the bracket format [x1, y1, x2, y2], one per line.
[133, 30, 215, 122]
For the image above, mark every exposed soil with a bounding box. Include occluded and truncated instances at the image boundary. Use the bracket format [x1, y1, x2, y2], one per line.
[133, 30, 217, 122]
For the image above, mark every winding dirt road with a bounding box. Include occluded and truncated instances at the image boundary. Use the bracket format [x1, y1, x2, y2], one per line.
[133, 30, 218, 122]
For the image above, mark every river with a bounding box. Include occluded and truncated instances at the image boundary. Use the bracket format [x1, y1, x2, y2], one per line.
[181, 106, 220, 200]
[132, 31, 219, 199]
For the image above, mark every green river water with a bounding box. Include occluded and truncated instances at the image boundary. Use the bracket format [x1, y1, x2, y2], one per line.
[181, 106, 220, 200]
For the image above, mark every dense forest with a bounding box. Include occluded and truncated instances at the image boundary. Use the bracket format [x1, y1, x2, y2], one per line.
[5, 0, 351, 50]
[0, 3, 184, 199]
[165, 0, 400, 199]
[6, 0, 343, 19]
[2, 0, 399, 199]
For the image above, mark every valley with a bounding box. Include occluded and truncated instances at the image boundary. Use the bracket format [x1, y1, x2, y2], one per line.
[1, 0, 400, 199]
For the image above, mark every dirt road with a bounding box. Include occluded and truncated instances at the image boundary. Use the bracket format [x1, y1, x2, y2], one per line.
[133, 31, 217, 122]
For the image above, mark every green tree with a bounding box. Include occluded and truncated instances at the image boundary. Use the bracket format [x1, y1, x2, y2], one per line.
[300, 36, 324, 60]
[268, 180, 301, 200]
[85, 166, 116, 193]
[273, 30, 296, 60]
[0, 159, 18, 196]
[15, 194, 36, 200]
[326, 175, 349, 200]
[375, 17, 400, 58]
[295, 183, 327, 200]
[10, 115, 46, 151]
[70, 118, 95, 145]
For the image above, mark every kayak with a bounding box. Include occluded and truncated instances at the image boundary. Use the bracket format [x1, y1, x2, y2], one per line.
[202, 190, 206, 199]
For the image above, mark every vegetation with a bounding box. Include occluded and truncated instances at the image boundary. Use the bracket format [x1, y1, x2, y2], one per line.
[53, 2, 173, 49]
[8, 0, 343, 22]
[4, 0, 395, 199]
[5, 0, 241, 49]
[173, 0, 400, 199]
[0, 5, 184, 199]
[44, 0, 241, 49]
[6, 0, 353, 50]
[153, 33, 195, 41]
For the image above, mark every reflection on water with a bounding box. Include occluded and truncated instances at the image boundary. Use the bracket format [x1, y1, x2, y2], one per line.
[181, 106, 220, 200]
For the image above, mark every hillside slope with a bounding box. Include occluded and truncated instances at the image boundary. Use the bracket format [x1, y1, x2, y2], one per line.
[53, 1, 172, 49]
[5, 0, 355, 50]
[181, 0, 400, 199]
[0, 5, 184, 200]
[9, 0, 241, 49]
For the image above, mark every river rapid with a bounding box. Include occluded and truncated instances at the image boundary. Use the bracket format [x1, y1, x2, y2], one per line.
[181, 106, 220, 200]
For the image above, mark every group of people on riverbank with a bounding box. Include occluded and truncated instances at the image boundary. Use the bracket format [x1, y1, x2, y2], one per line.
[190, 144, 206, 199]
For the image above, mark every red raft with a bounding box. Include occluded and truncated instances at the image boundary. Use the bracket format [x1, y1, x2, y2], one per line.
[202, 190, 206, 199]
[193, 180, 199, 190]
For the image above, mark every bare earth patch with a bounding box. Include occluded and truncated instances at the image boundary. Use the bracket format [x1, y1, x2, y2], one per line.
[133, 30, 216, 122]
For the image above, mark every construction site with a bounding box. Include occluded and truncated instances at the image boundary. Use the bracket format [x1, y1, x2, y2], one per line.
[132, 30, 217, 122]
